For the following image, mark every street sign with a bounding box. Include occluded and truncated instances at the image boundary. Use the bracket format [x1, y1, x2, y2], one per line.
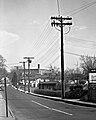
[89, 72, 96, 83]
[89, 69, 96, 73]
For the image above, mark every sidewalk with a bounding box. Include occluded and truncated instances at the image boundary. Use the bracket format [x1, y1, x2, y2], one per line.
[0, 92, 15, 120]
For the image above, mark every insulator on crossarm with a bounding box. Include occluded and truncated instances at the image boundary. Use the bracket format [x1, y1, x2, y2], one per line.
[51, 23, 54, 27]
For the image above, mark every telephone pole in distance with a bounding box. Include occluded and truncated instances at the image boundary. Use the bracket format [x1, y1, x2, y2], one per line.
[14, 65, 21, 88]
[19, 61, 27, 91]
[23, 57, 34, 92]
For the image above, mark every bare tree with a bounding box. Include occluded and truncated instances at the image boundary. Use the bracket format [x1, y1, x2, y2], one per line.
[80, 55, 96, 75]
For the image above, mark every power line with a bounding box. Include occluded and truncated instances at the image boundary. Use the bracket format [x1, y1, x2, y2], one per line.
[33, 48, 95, 69]
[34, 23, 50, 47]
[46, 55, 60, 67]
[32, 34, 96, 67]
[29, 20, 52, 55]
[66, 36, 96, 44]
[32, 33, 60, 64]
[56, 0, 61, 16]
[44, 51, 82, 68]
[33, 30, 58, 58]
[34, 34, 96, 65]
[30, 1, 96, 70]
[70, 1, 96, 16]
[63, 1, 96, 16]
[33, 45, 59, 66]
[34, 1, 96, 55]
[65, 36, 96, 50]
[34, 33, 59, 58]
[34, 42, 59, 64]
[66, 41, 96, 50]
[30, 1, 96, 65]
[45, 51, 85, 68]
[65, 51, 82, 57]
[31, 26, 56, 57]
[41, 49, 59, 66]
[6, 63, 20, 66]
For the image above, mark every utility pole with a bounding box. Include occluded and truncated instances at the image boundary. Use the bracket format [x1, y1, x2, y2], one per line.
[4, 77, 8, 117]
[23, 57, 34, 92]
[19, 61, 26, 91]
[14, 66, 21, 88]
[75, 61, 79, 85]
[14, 66, 19, 88]
[51, 16, 72, 99]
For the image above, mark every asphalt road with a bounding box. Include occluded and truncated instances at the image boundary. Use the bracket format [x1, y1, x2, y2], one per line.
[2, 86, 96, 120]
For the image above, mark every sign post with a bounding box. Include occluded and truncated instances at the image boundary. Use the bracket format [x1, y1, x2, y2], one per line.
[89, 69, 96, 83]
[4, 77, 8, 117]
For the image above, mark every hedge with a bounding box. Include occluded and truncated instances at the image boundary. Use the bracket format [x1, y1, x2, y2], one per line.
[34, 89, 61, 97]
[33, 88, 88, 99]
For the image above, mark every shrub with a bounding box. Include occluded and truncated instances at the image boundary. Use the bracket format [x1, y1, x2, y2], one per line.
[80, 90, 88, 98]
[66, 90, 78, 99]
[34, 89, 61, 97]
[33, 88, 87, 99]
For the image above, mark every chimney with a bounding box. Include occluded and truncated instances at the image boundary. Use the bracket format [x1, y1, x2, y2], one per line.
[38, 64, 40, 69]
[38, 64, 40, 74]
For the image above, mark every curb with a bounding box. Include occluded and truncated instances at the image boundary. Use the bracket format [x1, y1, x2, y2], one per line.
[27, 91, 96, 108]
[62, 99, 96, 108]
[12, 86, 96, 108]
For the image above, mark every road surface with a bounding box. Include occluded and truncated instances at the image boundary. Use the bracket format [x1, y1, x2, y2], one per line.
[2, 86, 96, 120]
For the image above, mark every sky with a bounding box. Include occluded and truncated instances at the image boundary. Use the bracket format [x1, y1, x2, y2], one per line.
[0, 0, 96, 71]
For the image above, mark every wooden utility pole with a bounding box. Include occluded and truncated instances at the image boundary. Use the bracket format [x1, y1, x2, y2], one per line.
[19, 61, 26, 91]
[14, 66, 21, 88]
[24, 57, 34, 92]
[4, 77, 8, 117]
[51, 16, 72, 99]
[75, 61, 79, 85]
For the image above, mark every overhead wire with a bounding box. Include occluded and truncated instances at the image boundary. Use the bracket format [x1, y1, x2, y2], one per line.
[6, 63, 20, 66]
[66, 39, 96, 50]
[45, 51, 83, 68]
[57, 0, 61, 16]
[29, 20, 52, 55]
[32, 0, 96, 68]
[36, 37, 96, 68]
[33, 43, 58, 64]
[65, 51, 82, 57]
[44, 39, 96, 67]
[33, 37, 60, 64]
[66, 37, 96, 46]
[33, 30, 57, 58]
[32, 43, 59, 66]
[7, 1, 96, 69]
[38, 45, 59, 62]
[32, 0, 61, 67]
[45, 55, 60, 68]
[66, 36, 96, 44]
[34, 33, 59, 57]
[63, 1, 96, 16]
[44, 1, 96, 68]
[41, 48, 59, 66]
[44, 36, 96, 68]
[70, 1, 96, 16]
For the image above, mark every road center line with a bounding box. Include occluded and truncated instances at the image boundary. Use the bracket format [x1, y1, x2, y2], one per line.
[31, 100, 72, 116]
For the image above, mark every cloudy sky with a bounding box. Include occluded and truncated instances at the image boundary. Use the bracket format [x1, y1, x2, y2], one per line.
[0, 0, 96, 70]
